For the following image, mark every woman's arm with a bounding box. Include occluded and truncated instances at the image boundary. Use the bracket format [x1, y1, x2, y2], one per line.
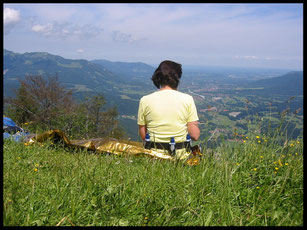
[139, 125, 147, 140]
[187, 121, 200, 141]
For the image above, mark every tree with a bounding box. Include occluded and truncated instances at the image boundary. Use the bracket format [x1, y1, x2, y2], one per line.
[4, 74, 126, 139]
[4, 74, 73, 131]
[79, 94, 125, 139]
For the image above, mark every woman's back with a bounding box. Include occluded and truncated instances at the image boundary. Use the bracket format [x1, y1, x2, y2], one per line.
[138, 89, 198, 143]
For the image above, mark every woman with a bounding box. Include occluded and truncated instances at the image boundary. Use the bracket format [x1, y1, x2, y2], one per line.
[137, 60, 200, 160]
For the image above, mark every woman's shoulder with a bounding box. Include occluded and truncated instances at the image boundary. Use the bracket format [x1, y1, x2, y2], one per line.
[173, 90, 194, 100]
[140, 91, 158, 102]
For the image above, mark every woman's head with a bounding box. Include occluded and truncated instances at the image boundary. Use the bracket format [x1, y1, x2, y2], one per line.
[151, 60, 182, 89]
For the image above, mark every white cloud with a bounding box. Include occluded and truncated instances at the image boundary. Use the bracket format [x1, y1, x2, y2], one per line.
[32, 23, 53, 34]
[3, 8, 21, 35]
[77, 49, 84, 53]
[31, 21, 103, 40]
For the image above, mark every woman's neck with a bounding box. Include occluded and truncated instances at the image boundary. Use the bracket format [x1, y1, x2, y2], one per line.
[160, 85, 176, 91]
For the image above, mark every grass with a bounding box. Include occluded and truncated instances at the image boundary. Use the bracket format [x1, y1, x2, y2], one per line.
[3, 129, 303, 226]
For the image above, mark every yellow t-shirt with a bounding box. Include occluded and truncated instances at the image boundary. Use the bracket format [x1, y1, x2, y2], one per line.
[137, 89, 199, 143]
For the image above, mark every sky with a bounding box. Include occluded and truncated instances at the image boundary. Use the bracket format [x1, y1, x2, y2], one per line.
[3, 3, 303, 70]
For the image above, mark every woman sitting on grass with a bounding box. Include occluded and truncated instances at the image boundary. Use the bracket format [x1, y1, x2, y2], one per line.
[137, 60, 200, 161]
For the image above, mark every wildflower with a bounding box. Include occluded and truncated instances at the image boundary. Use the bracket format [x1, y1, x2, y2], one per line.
[256, 186, 260, 189]
[264, 139, 267, 142]
[273, 161, 277, 164]
[246, 136, 249, 139]
[35, 163, 39, 167]
[24, 143, 29, 146]
[297, 141, 300, 144]
[34, 168, 38, 172]
[144, 217, 148, 220]
[260, 156, 263, 159]
[17, 157, 21, 160]
[295, 152, 298, 156]
[256, 136, 260, 139]
[278, 159, 283, 167]
[285, 163, 289, 166]
[258, 140, 261, 143]
[24, 122, 29, 125]
[290, 143, 294, 147]
[275, 167, 279, 171]
[243, 140, 246, 143]
[253, 168, 257, 171]
[282, 154, 285, 158]
[236, 163, 240, 166]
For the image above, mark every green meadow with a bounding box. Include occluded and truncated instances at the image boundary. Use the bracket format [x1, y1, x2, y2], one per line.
[3, 130, 303, 226]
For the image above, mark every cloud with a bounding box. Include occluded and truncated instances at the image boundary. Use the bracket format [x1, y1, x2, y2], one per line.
[244, 56, 259, 60]
[111, 30, 135, 43]
[31, 21, 103, 40]
[32, 23, 53, 34]
[3, 7, 21, 35]
[110, 30, 148, 44]
[75, 24, 104, 40]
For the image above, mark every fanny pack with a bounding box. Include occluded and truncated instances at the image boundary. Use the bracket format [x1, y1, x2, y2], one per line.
[144, 141, 190, 150]
[143, 134, 192, 156]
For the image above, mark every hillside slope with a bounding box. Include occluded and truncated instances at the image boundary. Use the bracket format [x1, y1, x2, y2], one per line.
[91, 59, 155, 81]
[3, 49, 122, 97]
[246, 71, 303, 95]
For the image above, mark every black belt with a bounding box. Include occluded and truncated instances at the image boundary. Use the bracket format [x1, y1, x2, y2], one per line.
[144, 141, 191, 152]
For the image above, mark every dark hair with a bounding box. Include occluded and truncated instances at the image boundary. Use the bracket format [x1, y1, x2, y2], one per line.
[151, 60, 182, 89]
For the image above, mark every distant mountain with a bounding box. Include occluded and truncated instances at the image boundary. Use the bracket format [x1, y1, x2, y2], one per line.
[2, 48, 154, 118]
[90, 59, 155, 81]
[246, 71, 303, 95]
[3, 49, 123, 97]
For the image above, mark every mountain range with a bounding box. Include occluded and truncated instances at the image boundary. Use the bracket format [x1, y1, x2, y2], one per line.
[3, 48, 303, 107]
[4, 49, 152, 97]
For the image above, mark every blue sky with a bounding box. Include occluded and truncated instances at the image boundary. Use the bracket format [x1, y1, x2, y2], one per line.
[3, 3, 303, 70]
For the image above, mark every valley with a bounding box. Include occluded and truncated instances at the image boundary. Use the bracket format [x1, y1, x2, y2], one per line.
[3, 49, 303, 143]
[118, 75, 303, 142]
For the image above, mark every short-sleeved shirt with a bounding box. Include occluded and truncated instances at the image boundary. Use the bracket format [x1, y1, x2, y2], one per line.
[137, 89, 199, 143]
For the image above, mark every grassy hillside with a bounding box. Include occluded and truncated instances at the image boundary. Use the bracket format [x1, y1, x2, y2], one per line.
[3, 129, 303, 226]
